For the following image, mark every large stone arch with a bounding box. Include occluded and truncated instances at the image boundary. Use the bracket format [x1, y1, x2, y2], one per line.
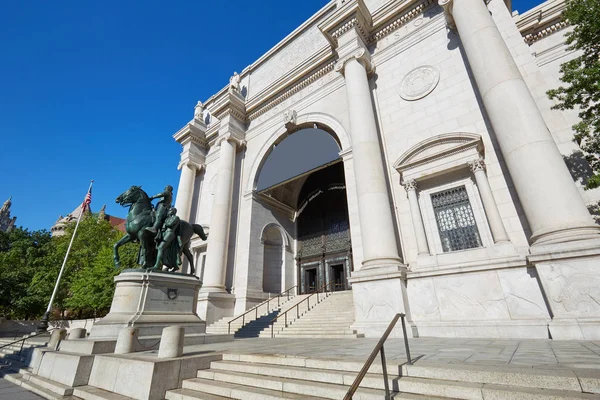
[246, 112, 352, 193]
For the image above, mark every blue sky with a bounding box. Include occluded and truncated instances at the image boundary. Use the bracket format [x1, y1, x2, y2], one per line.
[1, 0, 542, 231]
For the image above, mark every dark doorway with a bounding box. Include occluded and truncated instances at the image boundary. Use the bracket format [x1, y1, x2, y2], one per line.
[304, 268, 318, 293]
[330, 264, 345, 291]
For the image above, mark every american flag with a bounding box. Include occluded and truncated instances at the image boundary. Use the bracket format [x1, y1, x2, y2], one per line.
[82, 188, 92, 212]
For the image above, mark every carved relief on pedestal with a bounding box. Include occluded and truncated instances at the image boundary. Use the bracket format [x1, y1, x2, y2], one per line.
[398, 65, 440, 101]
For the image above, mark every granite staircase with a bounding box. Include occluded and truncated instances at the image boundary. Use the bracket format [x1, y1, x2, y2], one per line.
[205, 293, 308, 337]
[261, 290, 363, 338]
[166, 352, 600, 400]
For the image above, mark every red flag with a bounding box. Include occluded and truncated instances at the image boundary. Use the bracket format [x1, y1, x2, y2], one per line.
[82, 187, 92, 212]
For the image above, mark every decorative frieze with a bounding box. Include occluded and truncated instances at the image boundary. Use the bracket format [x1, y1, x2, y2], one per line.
[248, 61, 335, 122]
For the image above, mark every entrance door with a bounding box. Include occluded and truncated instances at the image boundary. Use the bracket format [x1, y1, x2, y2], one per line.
[330, 264, 345, 291]
[304, 268, 318, 293]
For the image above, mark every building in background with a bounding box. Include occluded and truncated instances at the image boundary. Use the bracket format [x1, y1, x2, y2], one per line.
[51, 204, 126, 237]
[0, 197, 17, 232]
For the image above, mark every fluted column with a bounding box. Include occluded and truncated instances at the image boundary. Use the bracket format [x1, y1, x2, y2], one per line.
[468, 159, 510, 243]
[336, 51, 403, 268]
[440, 0, 599, 245]
[174, 162, 201, 222]
[404, 180, 430, 256]
[202, 135, 242, 292]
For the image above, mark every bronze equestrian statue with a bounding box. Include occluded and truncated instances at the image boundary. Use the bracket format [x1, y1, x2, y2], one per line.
[113, 185, 207, 275]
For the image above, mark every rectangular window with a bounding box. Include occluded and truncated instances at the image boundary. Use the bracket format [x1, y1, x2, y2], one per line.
[431, 185, 482, 252]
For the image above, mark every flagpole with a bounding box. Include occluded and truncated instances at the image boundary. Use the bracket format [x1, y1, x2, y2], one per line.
[37, 180, 94, 333]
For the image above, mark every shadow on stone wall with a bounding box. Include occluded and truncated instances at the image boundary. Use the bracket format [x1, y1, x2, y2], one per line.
[563, 150, 594, 187]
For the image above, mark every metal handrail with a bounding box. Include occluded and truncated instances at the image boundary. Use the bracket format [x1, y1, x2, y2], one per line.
[270, 279, 336, 338]
[228, 285, 298, 334]
[344, 313, 412, 400]
[0, 329, 55, 356]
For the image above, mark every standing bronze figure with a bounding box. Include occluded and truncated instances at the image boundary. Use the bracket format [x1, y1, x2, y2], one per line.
[113, 185, 207, 274]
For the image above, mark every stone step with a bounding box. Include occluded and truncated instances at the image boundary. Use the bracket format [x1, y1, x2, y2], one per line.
[166, 388, 237, 400]
[271, 333, 364, 339]
[220, 353, 595, 394]
[6, 373, 83, 400]
[27, 374, 75, 396]
[74, 385, 136, 400]
[208, 355, 599, 399]
[184, 375, 385, 400]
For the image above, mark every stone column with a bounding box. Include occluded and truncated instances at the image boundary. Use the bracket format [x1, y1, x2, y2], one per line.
[404, 180, 430, 256]
[468, 159, 510, 243]
[440, 0, 599, 245]
[173, 118, 208, 222]
[336, 51, 403, 268]
[202, 135, 242, 292]
[174, 162, 201, 222]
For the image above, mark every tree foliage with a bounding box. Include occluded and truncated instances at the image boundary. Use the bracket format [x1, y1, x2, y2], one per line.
[0, 216, 138, 320]
[547, 0, 600, 188]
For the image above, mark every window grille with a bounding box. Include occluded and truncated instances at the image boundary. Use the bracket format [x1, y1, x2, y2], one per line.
[431, 186, 482, 252]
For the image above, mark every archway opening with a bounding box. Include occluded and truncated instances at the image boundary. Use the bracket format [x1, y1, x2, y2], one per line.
[257, 128, 340, 190]
[262, 226, 284, 293]
[252, 125, 352, 296]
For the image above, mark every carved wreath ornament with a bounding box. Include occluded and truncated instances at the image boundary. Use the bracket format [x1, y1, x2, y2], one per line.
[398, 65, 440, 101]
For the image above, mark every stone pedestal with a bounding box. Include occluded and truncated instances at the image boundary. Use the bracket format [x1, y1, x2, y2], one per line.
[529, 238, 600, 340]
[90, 270, 205, 338]
[349, 266, 415, 338]
[197, 292, 235, 326]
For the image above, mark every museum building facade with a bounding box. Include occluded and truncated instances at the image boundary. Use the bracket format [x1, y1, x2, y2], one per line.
[171, 0, 600, 340]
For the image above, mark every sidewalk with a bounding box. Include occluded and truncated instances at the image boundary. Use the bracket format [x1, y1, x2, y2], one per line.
[0, 377, 43, 400]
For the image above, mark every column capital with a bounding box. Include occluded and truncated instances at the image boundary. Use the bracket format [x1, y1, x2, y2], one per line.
[334, 47, 374, 75]
[468, 158, 486, 173]
[439, 0, 492, 31]
[177, 160, 205, 173]
[217, 133, 246, 150]
[403, 179, 418, 192]
[438, 0, 456, 30]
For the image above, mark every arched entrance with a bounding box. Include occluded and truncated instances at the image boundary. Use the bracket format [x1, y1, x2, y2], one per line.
[296, 161, 352, 293]
[251, 119, 354, 296]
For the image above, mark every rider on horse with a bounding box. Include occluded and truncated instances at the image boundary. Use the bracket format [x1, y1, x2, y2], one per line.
[146, 185, 173, 234]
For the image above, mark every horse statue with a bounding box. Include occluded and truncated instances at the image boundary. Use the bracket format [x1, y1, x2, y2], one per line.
[113, 185, 207, 274]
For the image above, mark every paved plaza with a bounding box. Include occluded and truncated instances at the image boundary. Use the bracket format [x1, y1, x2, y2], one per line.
[175, 337, 600, 370]
[0, 376, 43, 400]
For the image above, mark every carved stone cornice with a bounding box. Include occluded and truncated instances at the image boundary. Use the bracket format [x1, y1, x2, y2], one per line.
[372, 0, 436, 41]
[334, 46, 374, 75]
[173, 119, 208, 148]
[211, 88, 247, 123]
[319, 0, 372, 47]
[515, 0, 567, 45]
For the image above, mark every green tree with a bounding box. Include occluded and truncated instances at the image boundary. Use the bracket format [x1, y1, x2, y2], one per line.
[0, 215, 139, 320]
[547, 0, 600, 188]
[0, 228, 54, 319]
